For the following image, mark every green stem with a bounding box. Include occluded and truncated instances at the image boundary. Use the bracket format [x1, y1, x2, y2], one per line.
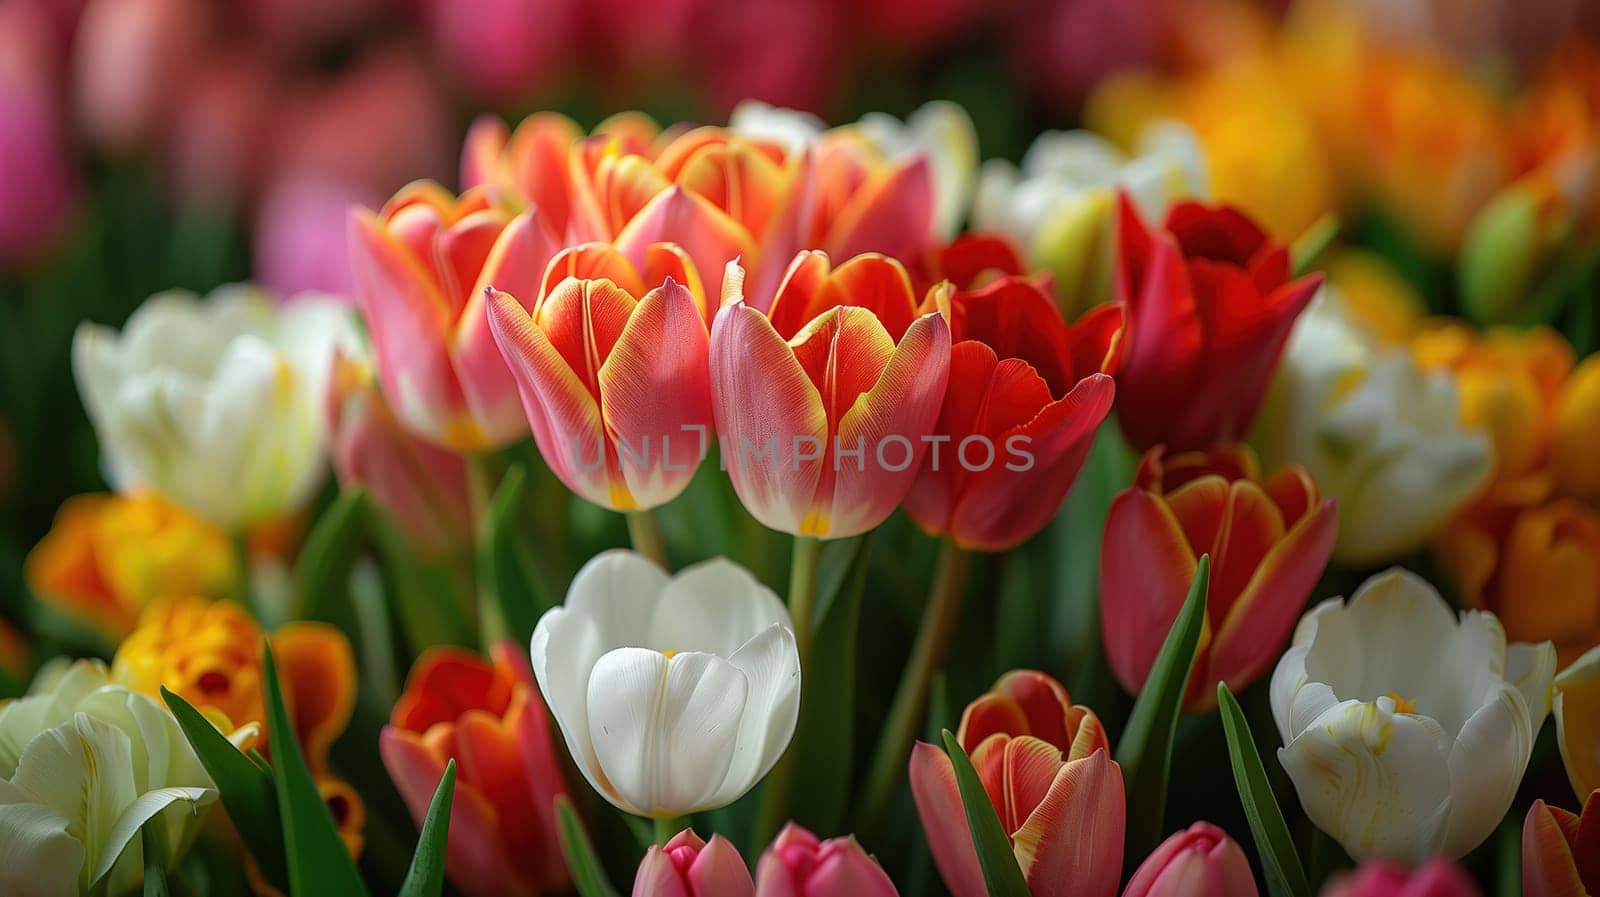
[653, 815, 685, 847]
[466, 454, 499, 646]
[626, 509, 669, 569]
[787, 536, 823, 668]
[857, 538, 972, 838]
[231, 530, 263, 622]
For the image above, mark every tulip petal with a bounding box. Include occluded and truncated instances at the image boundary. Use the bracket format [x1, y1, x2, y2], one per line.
[0, 790, 85, 897]
[1101, 488, 1200, 695]
[1554, 646, 1600, 799]
[827, 155, 937, 266]
[647, 558, 790, 658]
[270, 622, 356, 776]
[1011, 748, 1124, 897]
[615, 187, 755, 298]
[633, 846, 693, 897]
[1443, 682, 1540, 858]
[710, 625, 801, 808]
[1522, 801, 1587, 897]
[908, 742, 987, 897]
[688, 835, 756, 897]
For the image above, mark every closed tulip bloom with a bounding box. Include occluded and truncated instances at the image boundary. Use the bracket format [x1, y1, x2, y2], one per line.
[1102, 444, 1337, 711]
[910, 671, 1122, 897]
[1271, 568, 1557, 862]
[1554, 646, 1600, 799]
[711, 253, 950, 539]
[381, 644, 569, 897]
[903, 276, 1121, 551]
[485, 244, 713, 511]
[1554, 356, 1600, 503]
[755, 823, 898, 897]
[633, 830, 754, 897]
[72, 286, 358, 528]
[1522, 792, 1599, 897]
[1123, 822, 1258, 897]
[530, 551, 800, 818]
[1115, 196, 1323, 452]
[1320, 859, 1482, 897]
[348, 183, 556, 450]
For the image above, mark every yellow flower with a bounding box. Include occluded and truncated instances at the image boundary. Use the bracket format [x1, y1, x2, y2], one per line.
[1554, 645, 1600, 800]
[25, 493, 235, 642]
[1323, 249, 1426, 345]
[1554, 356, 1600, 503]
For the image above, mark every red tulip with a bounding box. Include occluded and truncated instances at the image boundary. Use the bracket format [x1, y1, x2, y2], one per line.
[633, 830, 755, 897]
[711, 252, 950, 538]
[912, 232, 1028, 295]
[1113, 196, 1323, 452]
[909, 671, 1123, 897]
[1101, 444, 1336, 711]
[1522, 792, 1600, 897]
[902, 275, 1122, 550]
[1124, 822, 1259, 897]
[1320, 859, 1481, 897]
[380, 644, 569, 897]
[755, 823, 899, 897]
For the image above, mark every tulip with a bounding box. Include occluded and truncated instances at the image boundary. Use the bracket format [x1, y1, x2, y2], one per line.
[423, 0, 578, 101]
[485, 244, 713, 511]
[711, 253, 950, 539]
[1458, 173, 1578, 325]
[1102, 444, 1337, 710]
[1123, 822, 1258, 897]
[24, 492, 236, 642]
[911, 232, 1028, 295]
[1522, 792, 1599, 897]
[1319, 859, 1482, 897]
[72, 285, 359, 528]
[1253, 295, 1493, 566]
[381, 643, 569, 897]
[1554, 355, 1600, 503]
[0, 660, 241, 896]
[902, 275, 1120, 551]
[1114, 196, 1323, 452]
[1270, 568, 1557, 862]
[326, 349, 473, 558]
[72, 0, 207, 154]
[633, 830, 754, 897]
[530, 551, 800, 818]
[909, 671, 1122, 897]
[0, 2, 79, 268]
[972, 123, 1207, 316]
[1554, 646, 1600, 799]
[754, 823, 899, 897]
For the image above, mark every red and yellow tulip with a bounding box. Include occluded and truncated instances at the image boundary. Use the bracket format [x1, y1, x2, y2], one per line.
[1522, 791, 1599, 897]
[903, 275, 1122, 551]
[380, 644, 570, 897]
[1101, 445, 1337, 711]
[909, 671, 1123, 897]
[710, 252, 950, 539]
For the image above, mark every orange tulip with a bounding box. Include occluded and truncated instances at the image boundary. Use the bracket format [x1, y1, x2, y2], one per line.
[0, 615, 29, 685]
[1101, 444, 1337, 710]
[909, 671, 1123, 897]
[381, 644, 570, 897]
[1522, 792, 1599, 897]
[710, 252, 950, 539]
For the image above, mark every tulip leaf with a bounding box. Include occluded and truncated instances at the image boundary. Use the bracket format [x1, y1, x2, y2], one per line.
[478, 464, 553, 645]
[1291, 213, 1339, 277]
[940, 729, 1031, 897]
[141, 817, 169, 897]
[397, 759, 456, 897]
[161, 688, 288, 891]
[1115, 554, 1210, 861]
[262, 644, 370, 897]
[555, 795, 622, 897]
[292, 489, 370, 632]
[1217, 684, 1310, 897]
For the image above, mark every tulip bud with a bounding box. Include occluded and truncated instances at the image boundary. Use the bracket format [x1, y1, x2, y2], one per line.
[1123, 822, 1257, 897]
[634, 830, 755, 897]
[1554, 647, 1600, 800]
[1522, 792, 1599, 897]
[754, 823, 899, 897]
[1320, 859, 1481, 897]
[1458, 173, 1574, 325]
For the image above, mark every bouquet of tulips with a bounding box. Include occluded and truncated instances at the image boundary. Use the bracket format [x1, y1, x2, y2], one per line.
[5, 10, 1600, 895]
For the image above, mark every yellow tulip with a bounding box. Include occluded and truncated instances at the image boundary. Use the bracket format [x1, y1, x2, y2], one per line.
[1553, 356, 1600, 502]
[1554, 646, 1600, 800]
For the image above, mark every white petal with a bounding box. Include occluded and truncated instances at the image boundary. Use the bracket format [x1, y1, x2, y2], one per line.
[1441, 683, 1535, 858]
[0, 789, 85, 897]
[586, 648, 748, 817]
[530, 608, 610, 811]
[565, 550, 671, 648]
[94, 786, 214, 887]
[1338, 569, 1466, 709]
[1279, 700, 1453, 863]
[706, 624, 801, 807]
[1506, 641, 1557, 727]
[646, 558, 789, 657]
[1271, 598, 1355, 744]
[9, 714, 139, 884]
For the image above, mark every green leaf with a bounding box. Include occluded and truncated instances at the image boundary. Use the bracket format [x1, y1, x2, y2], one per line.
[398, 759, 456, 897]
[1217, 684, 1310, 897]
[555, 796, 621, 897]
[142, 818, 169, 897]
[1115, 555, 1210, 861]
[940, 729, 1030, 897]
[292, 490, 370, 629]
[1291, 214, 1340, 277]
[263, 644, 369, 897]
[161, 688, 287, 891]
[478, 464, 552, 644]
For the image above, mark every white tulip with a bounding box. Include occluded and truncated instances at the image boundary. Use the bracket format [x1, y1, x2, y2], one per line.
[1270, 569, 1556, 863]
[73, 285, 360, 528]
[0, 661, 249, 896]
[530, 550, 800, 819]
[1253, 294, 1493, 566]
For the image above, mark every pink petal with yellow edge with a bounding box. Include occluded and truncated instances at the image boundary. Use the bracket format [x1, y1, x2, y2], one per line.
[641, 243, 711, 327]
[826, 311, 951, 539]
[379, 729, 536, 897]
[674, 140, 785, 239]
[908, 741, 988, 897]
[1002, 736, 1069, 833]
[485, 289, 615, 507]
[1012, 748, 1125, 897]
[615, 186, 756, 299]
[747, 152, 814, 311]
[598, 278, 713, 510]
[826, 155, 937, 265]
[1207, 481, 1289, 618]
[766, 251, 839, 340]
[536, 278, 638, 400]
[710, 301, 828, 535]
[595, 153, 672, 236]
[538, 243, 647, 310]
[460, 116, 508, 189]
[828, 254, 920, 342]
[1206, 496, 1336, 708]
[1522, 801, 1587, 897]
[1100, 488, 1200, 696]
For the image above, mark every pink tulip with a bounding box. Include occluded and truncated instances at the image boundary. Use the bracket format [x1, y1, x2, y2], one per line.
[1319, 859, 1482, 897]
[163, 52, 274, 208]
[425, 0, 578, 101]
[0, 2, 78, 267]
[755, 823, 898, 897]
[72, 0, 208, 153]
[634, 830, 755, 897]
[710, 253, 950, 539]
[1124, 822, 1259, 897]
